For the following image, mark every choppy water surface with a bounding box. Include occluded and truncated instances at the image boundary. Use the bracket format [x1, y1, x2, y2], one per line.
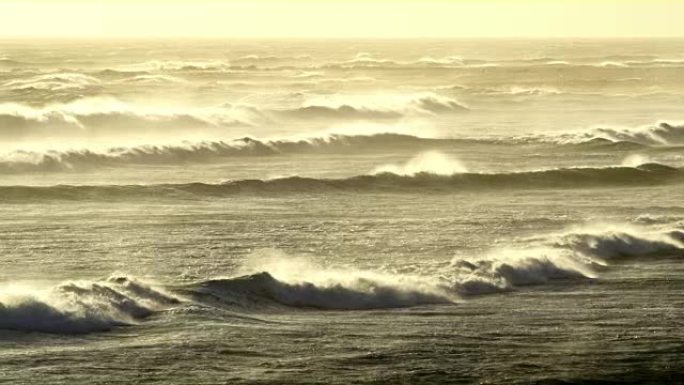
[0, 39, 683, 384]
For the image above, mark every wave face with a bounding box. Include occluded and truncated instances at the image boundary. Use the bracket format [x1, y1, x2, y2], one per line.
[192, 272, 451, 310]
[0, 276, 179, 334]
[0, 163, 679, 201]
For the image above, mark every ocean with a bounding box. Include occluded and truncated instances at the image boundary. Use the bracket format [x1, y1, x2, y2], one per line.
[0, 38, 682, 384]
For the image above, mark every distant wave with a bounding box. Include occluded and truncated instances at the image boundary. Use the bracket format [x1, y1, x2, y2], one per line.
[2, 73, 102, 91]
[0, 275, 179, 334]
[3, 125, 674, 174]
[0, 163, 679, 201]
[117, 74, 188, 84]
[275, 93, 468, 120]
[3, 53, 684, 73]
[116, 60, 232, 72]
[0, 93, 465, 139]
[373, 151, 467, 176]
[0, 97, 262, 140]
[550, 122, 684, 147]
[0, 134, 453, 173]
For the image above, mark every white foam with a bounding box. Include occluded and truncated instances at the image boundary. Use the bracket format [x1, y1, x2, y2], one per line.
[373, 151, 467, 176]
[0, 275, 179, 334]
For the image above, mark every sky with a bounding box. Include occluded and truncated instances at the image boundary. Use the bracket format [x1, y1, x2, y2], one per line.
[0, 0, 683, 39]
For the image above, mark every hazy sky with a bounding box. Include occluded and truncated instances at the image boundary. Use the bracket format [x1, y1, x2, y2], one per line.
[1, 0, 683, 39]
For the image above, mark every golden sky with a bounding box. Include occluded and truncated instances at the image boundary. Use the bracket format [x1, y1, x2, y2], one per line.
[1, 0, 683, 38]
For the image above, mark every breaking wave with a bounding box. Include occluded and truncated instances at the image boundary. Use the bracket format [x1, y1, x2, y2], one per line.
[0, 134, 452, 173]
[3, 224, 679, 332]
[191, 272, 450, 310]
[552, 122, 684, 146]
[555, 225, 684, 260]
[0, 275, 179, 334]
[186, 223, 682, 311]
[0, 97, 260, 140]
[2, 73, 102, 91]
[0, 93, 465, 140]
[186, 248, 587, 311]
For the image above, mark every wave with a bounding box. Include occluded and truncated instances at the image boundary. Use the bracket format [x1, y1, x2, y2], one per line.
[191, 272, 450, 310]
[0, 97, 262, 140]
[585, 122, 684, 146]
[373, 151, 467, 176]
[275, 93, 468, 120]
[1, 163, 679, 201]
[0, 92, 465, 139]
[2, 73, 102, 91]
[0, 134, 453, 173]
[117, 74, 188, 84]
[507, 122, 684, 148]
[4, 224, 678, 332]
[554, 225, 684, 260]
[186, 247, 591, 311]
[0, 275, 179, 334]
[232, 54, 313, 64]
[116, 60, 232, 72]
[189, 223, 682, 311]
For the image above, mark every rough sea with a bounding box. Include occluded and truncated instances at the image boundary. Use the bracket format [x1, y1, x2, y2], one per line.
[0, 39, 682, 384]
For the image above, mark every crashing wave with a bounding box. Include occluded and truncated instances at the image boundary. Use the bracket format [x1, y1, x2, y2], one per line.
[185, 238, 603, 311]
[551, 122, 684, 146]
[554, 225, 684, 260]
[0, 275, 179, 334]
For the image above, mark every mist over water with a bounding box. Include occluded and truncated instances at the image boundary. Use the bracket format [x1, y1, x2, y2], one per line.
[1, 39, 683, 385]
